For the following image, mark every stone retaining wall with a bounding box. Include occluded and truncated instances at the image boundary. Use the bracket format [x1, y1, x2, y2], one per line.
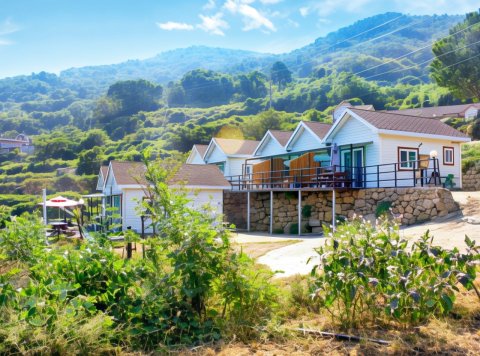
[223, 187, 459, 232]
[463, 162, 480, 191]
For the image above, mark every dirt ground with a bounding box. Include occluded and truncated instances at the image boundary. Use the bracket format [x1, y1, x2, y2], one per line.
[401, 191, 480, 252]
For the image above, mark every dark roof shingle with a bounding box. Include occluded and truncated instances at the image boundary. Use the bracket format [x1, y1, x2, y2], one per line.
[303, 121, 333, 139]
[110, 161, 147, 185]
[269, 130, 293, 146]
[387, 104, 480, 118]
[194, 144, 208, 157]
[169, 164, 231, 187]
[349, 108, 470, 139]
[214, 138, 260, 155]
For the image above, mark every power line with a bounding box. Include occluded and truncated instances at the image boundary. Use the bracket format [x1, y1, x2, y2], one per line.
[362, 38, 480, 81]
[352, 20, 480, 77]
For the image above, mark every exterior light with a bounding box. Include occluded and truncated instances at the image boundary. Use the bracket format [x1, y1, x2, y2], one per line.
[429, 150, 438, 158]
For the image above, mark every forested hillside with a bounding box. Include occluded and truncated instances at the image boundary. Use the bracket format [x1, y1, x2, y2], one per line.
[0, 11, 478, 214]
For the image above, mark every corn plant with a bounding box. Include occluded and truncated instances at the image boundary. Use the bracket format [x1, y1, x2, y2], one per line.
[310, 217, 480, 328]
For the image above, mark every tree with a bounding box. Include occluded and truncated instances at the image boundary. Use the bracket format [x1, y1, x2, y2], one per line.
[77, 146, 104, 175]
[80, 129, 109, 150]
[431, 11, 480, 101]
[107, 79, 163, 115]
[270, 61, 292, 90]
[242, 109, 284, 140]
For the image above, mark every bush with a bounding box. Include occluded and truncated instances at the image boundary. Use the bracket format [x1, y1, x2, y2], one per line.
[310, 218, 480, 328]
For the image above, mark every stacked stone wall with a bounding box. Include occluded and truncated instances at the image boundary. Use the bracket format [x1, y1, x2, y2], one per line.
[224, 187, 459, 232]
[463, 162, 480, 191]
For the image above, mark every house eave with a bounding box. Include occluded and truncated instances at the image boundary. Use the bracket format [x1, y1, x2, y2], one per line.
[378, 130, 471, 142]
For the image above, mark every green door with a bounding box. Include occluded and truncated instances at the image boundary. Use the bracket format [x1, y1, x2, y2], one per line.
[341, 147, 364, 187]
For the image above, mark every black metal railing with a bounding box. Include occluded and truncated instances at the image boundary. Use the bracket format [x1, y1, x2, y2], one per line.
[227, 158, 442, 191]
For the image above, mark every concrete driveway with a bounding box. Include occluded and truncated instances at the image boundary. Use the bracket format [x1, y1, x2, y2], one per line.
[233, 233, 327, 278]
[233, 191, 480, 278]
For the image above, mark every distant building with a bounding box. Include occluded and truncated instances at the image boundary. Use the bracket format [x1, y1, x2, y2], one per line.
[387, 103, 480, 120]
[0, 134, 34, 154]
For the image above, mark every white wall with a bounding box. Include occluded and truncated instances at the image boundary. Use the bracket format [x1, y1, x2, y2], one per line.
[228, 158, 246, 177]
[257, 136, 285, 157]
[187, 150, 206, 164]
[186, 189, 224, 215]
[379, 135, 463, 188]
[289, 127, 322, 153]
[122, 189, 149, 232]
[330, 115, 380, 188]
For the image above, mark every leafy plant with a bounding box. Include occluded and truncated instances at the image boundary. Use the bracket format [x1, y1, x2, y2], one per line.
[310, 217, 480, 328]
[375, 201, 392, 217]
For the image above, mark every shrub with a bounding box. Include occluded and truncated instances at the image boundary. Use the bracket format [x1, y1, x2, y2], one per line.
[310, 217, 480, 328]
[375, 201, 392, 217]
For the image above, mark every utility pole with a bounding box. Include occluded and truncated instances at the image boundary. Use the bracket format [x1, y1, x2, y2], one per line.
[269, 76, 273, 110]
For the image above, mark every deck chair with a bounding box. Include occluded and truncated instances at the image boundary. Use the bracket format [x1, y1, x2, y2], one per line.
[443, 174, 456, 189]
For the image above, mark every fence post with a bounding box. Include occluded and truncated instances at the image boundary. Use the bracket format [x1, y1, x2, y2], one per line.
[377, 165, 380, 188]
[413, 164, 416, 187]
[394, 163, 397, 188]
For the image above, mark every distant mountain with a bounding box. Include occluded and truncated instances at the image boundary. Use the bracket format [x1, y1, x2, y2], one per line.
[0, 12, 466, 100]
[59, 47, 275, 95]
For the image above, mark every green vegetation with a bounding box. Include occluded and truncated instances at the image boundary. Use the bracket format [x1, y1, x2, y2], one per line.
[309, 218, 479, 328]
[431, 11, 480, 101]
[462, 141, 480, 172]
[0, 160, 278, 353]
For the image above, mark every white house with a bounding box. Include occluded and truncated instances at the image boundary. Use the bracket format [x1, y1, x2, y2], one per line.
[322, 108, 471, 188]
[253, 130, 293, 158]
[186, 144, 208, 164]
[102, 161, 148, 232]
[169, 164, 231, 214]
[388, 103, 480, 120]
[94, 160, 231, 232]
[96, 166, 109, 191]
[203, 138, 259, 177]
[285, 121, 332, 153]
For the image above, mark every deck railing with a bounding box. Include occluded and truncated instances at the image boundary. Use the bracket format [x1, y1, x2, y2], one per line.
[227, 158, 442, 191]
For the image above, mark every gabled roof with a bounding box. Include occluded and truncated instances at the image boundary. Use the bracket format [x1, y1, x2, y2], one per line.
[269, 130, 293, 146]
[302, 122, 333, 139]
[253, 130, 293, 156]
[106, 161, 147, 187]
[285, 121, 332, 151]
[96, 165, 109, 191]
[194, 144, 208, 157]
[387, 103, 480, 118]
[186, 144, 208, 164]
[324, 108, 471, 142]
[169, 164, 231, 188]
[204, 138, 260, 160]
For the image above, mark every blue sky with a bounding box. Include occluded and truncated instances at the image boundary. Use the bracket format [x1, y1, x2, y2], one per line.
[0, 0, 479, 78]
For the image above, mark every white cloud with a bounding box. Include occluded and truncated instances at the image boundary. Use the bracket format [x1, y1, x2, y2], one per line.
[157, 21, 194, 31]
[198, 13, 229, 36]
[0, 18, 19, 45]
[0, 18, 19, 36]
[203, 0, 217, 10]
[259, 0, 283, 4]
[224, 0, 276, 32]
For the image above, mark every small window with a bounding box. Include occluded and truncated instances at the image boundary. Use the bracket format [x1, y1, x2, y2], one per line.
[398, 147, 418, 170]
[443, 147, 454, 166]
[216, 162, 225, 173]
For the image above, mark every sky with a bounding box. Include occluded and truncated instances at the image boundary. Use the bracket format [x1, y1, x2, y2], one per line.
[0, 0, 479, 78]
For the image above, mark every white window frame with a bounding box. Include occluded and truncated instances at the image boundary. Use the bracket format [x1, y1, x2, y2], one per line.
[398, 147, 418, 170]
[443, 146, 454, 166]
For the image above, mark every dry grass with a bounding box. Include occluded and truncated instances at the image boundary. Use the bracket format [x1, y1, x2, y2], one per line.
[178, 276, 480, 356]
[234, 240, 301, 259]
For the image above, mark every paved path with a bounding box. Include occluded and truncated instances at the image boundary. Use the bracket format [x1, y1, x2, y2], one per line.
[233, 233, 327, 278]
[234, 191, 480, 278]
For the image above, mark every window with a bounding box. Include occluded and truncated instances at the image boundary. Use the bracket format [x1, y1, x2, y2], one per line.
[443, 146, 454, 166]
[398, 147, 419, 170]
[216, 162, 225, 173]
